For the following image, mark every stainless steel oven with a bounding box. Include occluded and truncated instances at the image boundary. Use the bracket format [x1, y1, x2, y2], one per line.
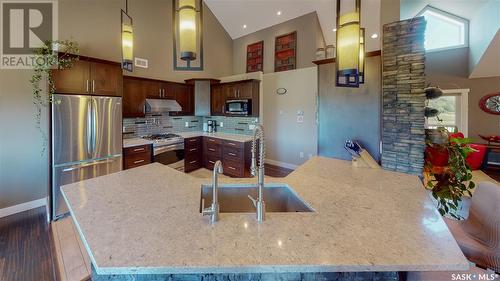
[153, 143, 185, 171]
[226, 99, 251, 116]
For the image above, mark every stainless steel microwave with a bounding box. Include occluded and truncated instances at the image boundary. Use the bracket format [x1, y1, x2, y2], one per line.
[226, 99, 252, 115]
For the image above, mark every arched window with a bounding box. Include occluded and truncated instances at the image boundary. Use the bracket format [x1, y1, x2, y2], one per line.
[417, 5, 469, 52]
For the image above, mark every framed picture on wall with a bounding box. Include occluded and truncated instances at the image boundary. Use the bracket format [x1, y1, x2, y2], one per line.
[247, 41, 264, 73]
[275, 31, 297, 72]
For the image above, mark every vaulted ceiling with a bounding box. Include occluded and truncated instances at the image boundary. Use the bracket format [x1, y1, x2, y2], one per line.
[204, 0, 381, 52]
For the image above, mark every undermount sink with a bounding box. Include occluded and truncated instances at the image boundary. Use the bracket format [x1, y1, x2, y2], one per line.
[199, 184, 314, 213]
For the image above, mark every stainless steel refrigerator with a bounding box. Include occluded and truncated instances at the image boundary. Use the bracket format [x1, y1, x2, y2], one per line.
[51, 94, 122, 220]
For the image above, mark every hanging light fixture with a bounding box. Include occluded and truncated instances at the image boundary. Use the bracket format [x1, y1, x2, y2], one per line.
[336, 0, 361, 87]
[359, 28, 366, 84]
[178, 0, 197, 61]
[121, 0, 133, 72]
[174, 0, 203, 70]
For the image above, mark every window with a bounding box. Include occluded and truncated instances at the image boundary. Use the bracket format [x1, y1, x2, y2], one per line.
[417, 6, 469, 52]
[426, 89, 469, 136]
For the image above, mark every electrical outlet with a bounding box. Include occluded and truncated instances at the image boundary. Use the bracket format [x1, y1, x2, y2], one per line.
[220, 122, 224, 128]
[185, 122, 189, 127]
[249, 124, 256, 130]
[299, 152, 304, 158]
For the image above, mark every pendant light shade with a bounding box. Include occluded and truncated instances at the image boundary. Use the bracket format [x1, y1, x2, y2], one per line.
[336, 0, 361, 87]
[121, 2, 133, 72]
[178, 0, 197, 61]
[359, 28, 365, 84]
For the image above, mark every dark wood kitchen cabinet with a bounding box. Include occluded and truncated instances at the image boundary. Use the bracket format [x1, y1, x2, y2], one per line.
[169, 83, 194, 116]
[210, 79, 260, 117]
[123, 77, 146, 118]
[201, 137, 252, 177]
[184, 137, 202, 172]
[210, 84, 225, 116]
[53, 57, 122, 96]
[123, 144, 152, 170]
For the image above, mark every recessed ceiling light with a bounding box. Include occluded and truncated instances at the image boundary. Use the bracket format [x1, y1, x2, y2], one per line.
[277, 11, 282, 16]
[371, 33, 378, 39]
[332, 28, 337, 32]
[243, 24, 247, 29]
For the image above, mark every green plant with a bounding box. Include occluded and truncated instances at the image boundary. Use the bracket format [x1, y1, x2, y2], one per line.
[425, 130, 476, 219]
[30, 39, 79, 154]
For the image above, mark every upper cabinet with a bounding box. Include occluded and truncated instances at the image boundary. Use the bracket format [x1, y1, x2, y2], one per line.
[122, 76, 194, 118]
[219, 79, 260, 117]
[210, 84, 225, 116]
[52, 57, 122, 97]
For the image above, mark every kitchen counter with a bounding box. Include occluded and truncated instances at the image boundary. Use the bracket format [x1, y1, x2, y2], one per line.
[123, 132, 252, 149]
[61, 157, 469, 277]
[178, 131, 253, 142]
[122, 138, 153, 148]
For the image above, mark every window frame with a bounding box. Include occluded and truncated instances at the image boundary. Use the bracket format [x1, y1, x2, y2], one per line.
[416, 5, 469, 53]
[426, 89, 469, 136]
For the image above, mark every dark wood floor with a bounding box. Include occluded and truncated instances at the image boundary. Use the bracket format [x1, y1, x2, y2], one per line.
[264, 163, 294, 177]
[0, 207, 55, 281]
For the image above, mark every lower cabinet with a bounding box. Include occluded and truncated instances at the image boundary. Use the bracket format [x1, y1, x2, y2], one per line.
[201, 137, 251, 177]
[184, 137, 202, 172]
[123, 144, 152, 170]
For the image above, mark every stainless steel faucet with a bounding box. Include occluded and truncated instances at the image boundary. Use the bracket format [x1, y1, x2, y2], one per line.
[202, 160, 223, 223]
[248, 124, 265, 222]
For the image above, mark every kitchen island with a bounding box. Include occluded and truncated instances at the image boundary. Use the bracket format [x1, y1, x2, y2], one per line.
[61, 157, 469, 280]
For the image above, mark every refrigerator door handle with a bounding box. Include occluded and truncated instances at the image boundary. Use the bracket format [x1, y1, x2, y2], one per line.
[91, 98, 97, 155]
[86, 101, 93, 154]
[62, 157, 119, 172]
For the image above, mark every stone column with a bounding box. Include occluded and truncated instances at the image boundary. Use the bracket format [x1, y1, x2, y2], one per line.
[381, 17, 426, 175]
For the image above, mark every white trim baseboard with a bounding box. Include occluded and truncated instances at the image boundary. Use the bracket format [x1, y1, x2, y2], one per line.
[0, 198, 48, 218]
[265, 159, 299, 170]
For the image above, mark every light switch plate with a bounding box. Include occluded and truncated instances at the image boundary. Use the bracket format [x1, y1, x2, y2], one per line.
[185, 122, 189, 127]
[297, 116, 304, 123]
[220, 122, 224, 128]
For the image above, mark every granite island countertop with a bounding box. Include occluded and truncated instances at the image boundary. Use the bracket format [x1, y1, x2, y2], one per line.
[61, 157, 469, 276]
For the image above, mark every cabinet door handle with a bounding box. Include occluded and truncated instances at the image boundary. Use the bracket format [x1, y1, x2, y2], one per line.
[92, 80, 95, 93]
[133, 148, 145, 152]
[159, 89, 162, 97]
[86, 80, 89, 93]
[228, 152, 236, 156]
[189, 160, 197, 164]
[208, 160, 215, 164]
[133, 159, 145, 164]
[189, 148, 197, 152]
[189, 139, 197, 142]
[228, 166, 236, 170]
[208, 148, 215, 152]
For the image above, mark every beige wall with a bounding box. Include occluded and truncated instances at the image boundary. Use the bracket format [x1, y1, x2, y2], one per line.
[59, 0, 233, 82]
[262, 67, 318, 168]
[426, 48, 500, 143]
[0, 70, 49, 209]
[232, 12, 324, 75]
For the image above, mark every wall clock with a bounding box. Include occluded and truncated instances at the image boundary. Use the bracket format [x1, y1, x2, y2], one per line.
[479, 92, 500, 115]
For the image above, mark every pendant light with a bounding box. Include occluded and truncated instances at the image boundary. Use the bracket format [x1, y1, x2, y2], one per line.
[121, 0, 133, 72]
[359, 28, 366, 84]
[335, 0, 362, 87]
[178, 0, 197, 61]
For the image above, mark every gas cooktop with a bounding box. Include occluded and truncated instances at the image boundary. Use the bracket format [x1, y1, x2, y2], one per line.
[142, 133, 182, 140]
[142, 133, 183, 147]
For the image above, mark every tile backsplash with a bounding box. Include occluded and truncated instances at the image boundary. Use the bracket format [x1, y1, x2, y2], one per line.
[123, 114, 258, 138]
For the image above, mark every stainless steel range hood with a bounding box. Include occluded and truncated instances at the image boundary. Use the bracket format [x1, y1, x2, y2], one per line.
[145, 99, 182, 113]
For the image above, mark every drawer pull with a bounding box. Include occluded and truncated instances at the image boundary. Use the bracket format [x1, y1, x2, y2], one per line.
[228, 166, 236, 170]
[189, 160, 197, 164]
[228, 142, 236, 146]
[208, 160, 215, 164]
[133, 148, 145, 152]
[228, 152, 237, 156]
[133, 159, 145, 164]
[189, 139, 197, 142]
[189, 148, 197, 152]
[208, 139, 215, 142]
[208, 148, 215, 152]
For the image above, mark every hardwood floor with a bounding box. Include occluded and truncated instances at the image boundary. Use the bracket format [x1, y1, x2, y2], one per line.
[0, 207, 55, 281]
[264, 163, 294, 177]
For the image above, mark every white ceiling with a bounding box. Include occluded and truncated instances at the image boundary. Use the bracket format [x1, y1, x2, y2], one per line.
[204, 0, 381, 51]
